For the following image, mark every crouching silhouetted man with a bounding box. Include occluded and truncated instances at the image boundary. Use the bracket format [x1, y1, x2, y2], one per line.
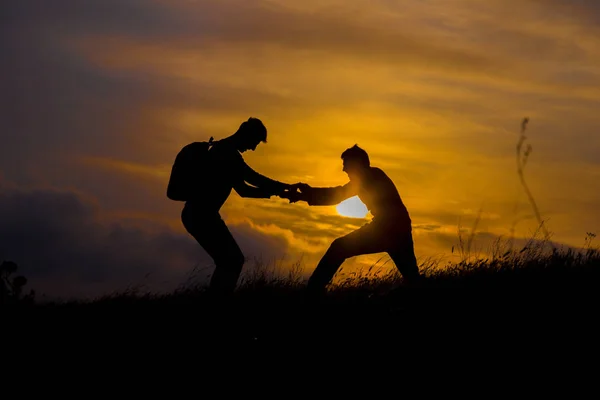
[177, 118, 292, 297]
[282, 144, 421, 296]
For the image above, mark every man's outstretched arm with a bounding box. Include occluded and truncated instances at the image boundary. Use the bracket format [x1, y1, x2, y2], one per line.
[299, 182, 357, 205]
[233, 181, 274, 199]
[240, 160, 289, 193]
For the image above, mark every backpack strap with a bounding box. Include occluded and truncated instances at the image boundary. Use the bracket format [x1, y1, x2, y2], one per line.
[208, 136, 219, 148]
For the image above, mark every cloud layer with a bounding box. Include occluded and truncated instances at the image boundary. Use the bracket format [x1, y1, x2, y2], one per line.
[0, 183, 289, 299]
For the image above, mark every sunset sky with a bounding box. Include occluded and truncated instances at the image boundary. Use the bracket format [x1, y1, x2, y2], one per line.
[2, 0, 599, 299]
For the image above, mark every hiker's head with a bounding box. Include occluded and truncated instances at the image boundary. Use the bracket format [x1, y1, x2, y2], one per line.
[234, 117, 267, 152]
[341, 144, 370, 179]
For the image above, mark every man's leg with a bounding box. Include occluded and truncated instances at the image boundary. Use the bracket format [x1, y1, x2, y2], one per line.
[203, 218, 246, 295]
[182, 208, 245, 296]
[388, 231, 421, 284]
[306, 223, 389, 295]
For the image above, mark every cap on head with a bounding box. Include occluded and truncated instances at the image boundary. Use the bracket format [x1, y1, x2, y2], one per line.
[238, 117, 267, 143]
[341, 144, 370, 167]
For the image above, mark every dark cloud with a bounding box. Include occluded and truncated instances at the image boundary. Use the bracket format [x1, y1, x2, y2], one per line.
[0, 1, 314, 188]
[0, 184, 288, 300]
[0, 32, 304, 180]
[185, 3, 496, 73]
[2, 0, 185, 39]
[3, 0, 497, 71]
[531, 0, 600, 25]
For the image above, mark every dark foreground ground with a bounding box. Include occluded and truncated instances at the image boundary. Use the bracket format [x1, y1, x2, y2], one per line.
[5, 285, 596, 389]
[6, 277, 599, 356]
[4, 250, 600, 373]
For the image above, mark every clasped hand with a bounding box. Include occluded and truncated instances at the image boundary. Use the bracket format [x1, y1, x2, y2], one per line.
[277, 182, 311, 203]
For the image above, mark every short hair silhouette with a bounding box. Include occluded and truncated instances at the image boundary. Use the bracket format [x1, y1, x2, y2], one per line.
[237, 117, 267, 143]
[341, 144, 370, 166]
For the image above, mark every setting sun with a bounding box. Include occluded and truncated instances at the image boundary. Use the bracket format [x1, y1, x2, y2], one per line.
[336, 196, 369, 218]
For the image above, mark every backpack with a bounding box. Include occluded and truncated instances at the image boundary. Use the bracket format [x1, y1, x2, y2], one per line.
[166, 137, 216, 201]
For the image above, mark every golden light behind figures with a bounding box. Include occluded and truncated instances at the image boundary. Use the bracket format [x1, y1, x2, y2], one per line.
[336, 196, 369, 218]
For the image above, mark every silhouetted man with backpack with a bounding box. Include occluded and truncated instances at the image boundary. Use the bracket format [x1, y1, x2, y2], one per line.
[167, 117, 294, 296]
[282, 144, 421, 296]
